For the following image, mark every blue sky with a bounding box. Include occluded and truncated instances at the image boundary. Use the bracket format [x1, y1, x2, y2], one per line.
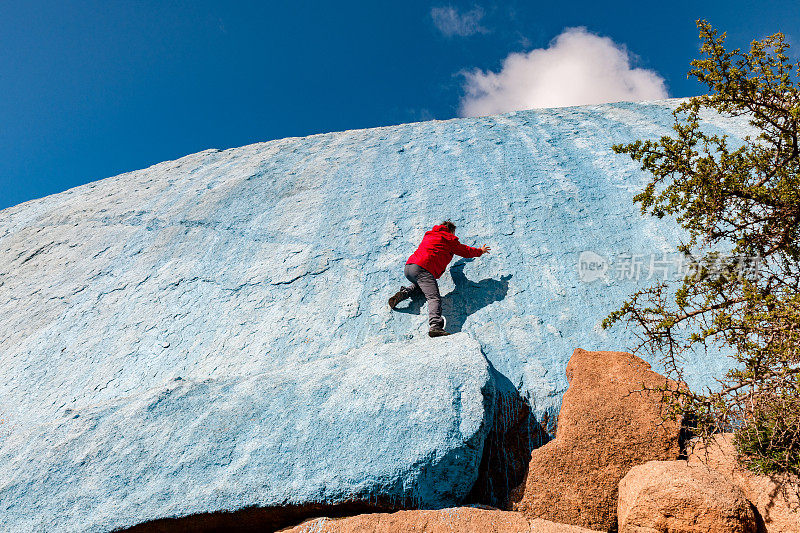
[1, 1, 798, 210]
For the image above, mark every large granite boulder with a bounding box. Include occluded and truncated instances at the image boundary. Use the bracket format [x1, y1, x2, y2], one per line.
[688, 434, 800, 532]
[0, 335, 498, 532]
[283, 508, 601, 533]
[510, 349, 683, 530]
[0, 101, 754, 531]
[618, 460, 757, 533]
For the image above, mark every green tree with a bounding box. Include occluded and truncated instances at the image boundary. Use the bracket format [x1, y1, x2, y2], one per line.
[603, 20, 800, 476]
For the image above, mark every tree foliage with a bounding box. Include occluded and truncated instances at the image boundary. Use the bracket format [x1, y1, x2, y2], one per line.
[603, 20, 800, 476]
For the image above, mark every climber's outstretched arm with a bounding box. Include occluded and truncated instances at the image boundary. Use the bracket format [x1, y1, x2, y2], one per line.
[452, 241, 490, 258]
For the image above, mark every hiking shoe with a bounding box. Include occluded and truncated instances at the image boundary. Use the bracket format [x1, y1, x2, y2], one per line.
[388, 291, 408, 309]
[428, 327, 451, 338]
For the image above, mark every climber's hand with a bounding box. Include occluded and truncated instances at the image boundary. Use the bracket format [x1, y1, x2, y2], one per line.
[480, 244, 491, 254]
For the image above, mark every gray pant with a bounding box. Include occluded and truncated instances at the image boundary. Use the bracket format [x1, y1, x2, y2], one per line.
[401, 263, 444, 329]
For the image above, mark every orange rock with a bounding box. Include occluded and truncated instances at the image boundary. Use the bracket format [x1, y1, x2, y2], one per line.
[510, 349, 682, 531]
[281, 508, 601, 532]
[688, 434, 800, 532]
[528, 518, 602, 532]
[618, 460, 757, 532]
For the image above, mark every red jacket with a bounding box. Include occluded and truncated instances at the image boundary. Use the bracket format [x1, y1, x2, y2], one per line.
[406, 224, 485, 279]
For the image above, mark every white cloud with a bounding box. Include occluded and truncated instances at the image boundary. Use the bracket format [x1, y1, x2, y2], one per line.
[431, 6, 488, 37]
[459, 27, 668, 116]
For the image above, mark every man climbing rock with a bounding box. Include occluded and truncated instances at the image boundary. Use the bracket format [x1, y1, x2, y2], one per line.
[389, 220, 490, 337]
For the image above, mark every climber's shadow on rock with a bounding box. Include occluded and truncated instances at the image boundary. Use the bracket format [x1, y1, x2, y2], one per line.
[394, 259, 511, 333]
[443, 259, 511, 332]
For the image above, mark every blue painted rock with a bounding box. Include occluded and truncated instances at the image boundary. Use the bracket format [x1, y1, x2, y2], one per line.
[0, 99, 753, 532]
[0, 335, 499, 532]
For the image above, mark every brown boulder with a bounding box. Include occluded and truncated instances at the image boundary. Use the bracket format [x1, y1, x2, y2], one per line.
[510, 348, 682, 530]
[618, 460, 757, 532]
[281, 508, 601, 532]
[528, 518, 603, 533]
[688, 434, 800, 532]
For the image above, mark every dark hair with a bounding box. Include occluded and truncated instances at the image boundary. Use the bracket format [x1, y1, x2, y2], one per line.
[441, 220, 456, 233]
